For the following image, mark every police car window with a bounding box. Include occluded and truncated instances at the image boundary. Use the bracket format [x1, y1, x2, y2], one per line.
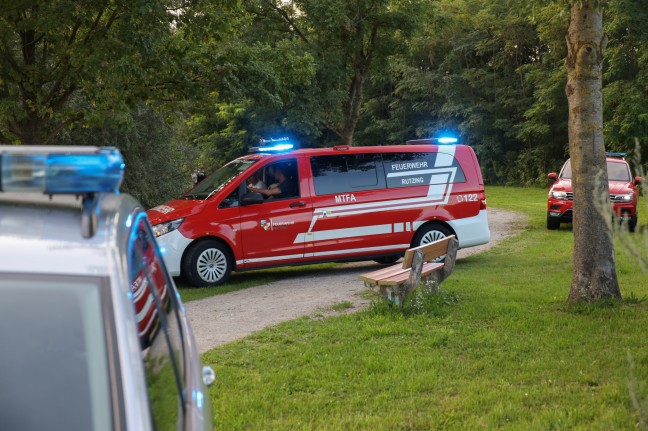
[383, 152, 466, 189]
[129, 218, 185, 429]
[0, 276, 113, 431]
[310, 154, 384, 195]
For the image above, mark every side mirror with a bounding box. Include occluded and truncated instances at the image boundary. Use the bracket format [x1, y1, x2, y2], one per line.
[240, 192, 264, 206]
[635, 176, 643, 185]
[548, 173, 557, 180]
[202, 365, 216, 387]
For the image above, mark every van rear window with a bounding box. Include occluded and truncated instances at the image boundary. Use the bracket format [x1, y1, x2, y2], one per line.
[310, 152, 466, 196]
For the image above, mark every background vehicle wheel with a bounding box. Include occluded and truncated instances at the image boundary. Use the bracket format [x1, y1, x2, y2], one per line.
[547, 217, 560, 230]
[182, 240, 232, 287]
[629, 215, 637, 233]
[374, 255, 400, 265]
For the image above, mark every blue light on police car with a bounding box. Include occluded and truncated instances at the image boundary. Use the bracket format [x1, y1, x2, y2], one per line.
[0, 146, 124, 194]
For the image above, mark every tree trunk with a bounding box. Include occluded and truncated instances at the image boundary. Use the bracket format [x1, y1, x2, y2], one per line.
[339, 72, 366, 146]
[565, 2, 621, 303]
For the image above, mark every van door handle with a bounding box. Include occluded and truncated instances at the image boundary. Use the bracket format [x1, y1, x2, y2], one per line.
[290, 201, 306, 208]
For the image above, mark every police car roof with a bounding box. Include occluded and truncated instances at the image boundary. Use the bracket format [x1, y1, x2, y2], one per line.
[0, 193, 136, 277]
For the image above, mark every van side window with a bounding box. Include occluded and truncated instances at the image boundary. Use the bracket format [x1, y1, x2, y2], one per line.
[310, 154, 384, 195]
[383, 152, 466, 189]
[263, 159, 300, 199]
[219, 189, 240, 208]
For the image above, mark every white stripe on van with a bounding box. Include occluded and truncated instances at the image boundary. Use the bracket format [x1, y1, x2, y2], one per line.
[298, 164, 458, 245]
[236, 244, 410, 265]
[294, 223, 394, 244]
[303, 167, 456, 234]
[239, 253, 305, 265]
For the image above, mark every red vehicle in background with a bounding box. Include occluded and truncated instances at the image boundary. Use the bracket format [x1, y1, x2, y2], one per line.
[547, 152, 642, 232]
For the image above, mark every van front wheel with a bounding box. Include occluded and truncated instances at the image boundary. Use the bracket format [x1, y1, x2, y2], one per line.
[182, 240, 232, 287]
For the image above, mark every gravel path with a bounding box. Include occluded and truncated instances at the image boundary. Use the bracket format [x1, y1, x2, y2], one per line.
[186, 208, 527, 353]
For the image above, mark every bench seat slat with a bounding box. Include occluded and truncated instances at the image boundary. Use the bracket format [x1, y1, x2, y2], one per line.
[402, 235, 454, 269]
[376, 262, 444, 286]
[358, 264, 409, 286]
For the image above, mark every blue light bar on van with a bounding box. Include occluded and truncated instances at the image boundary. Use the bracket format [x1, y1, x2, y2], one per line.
[406, 136, 459, 145]
[0, 146, 125, 194]
[250, 137, 295, 153]
[606, 152, 626, 159]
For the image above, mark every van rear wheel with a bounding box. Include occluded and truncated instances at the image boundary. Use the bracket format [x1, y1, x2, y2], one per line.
[413, 223, 451, 247]
[182, 240, 232, 287]
[412, 223, 451, 262]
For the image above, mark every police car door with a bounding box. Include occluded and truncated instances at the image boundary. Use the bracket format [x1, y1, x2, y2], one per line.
[239, 158, 313, 266]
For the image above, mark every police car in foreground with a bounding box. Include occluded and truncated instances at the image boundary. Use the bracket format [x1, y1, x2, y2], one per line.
[0, 146, 214, 431]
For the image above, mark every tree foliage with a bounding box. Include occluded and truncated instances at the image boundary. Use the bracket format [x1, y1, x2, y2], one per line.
[0, 0, 189, 145]
[0, 0, 647, 202]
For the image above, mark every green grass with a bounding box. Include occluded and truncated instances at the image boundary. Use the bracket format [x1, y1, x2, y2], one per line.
[203, 186, 648, 430]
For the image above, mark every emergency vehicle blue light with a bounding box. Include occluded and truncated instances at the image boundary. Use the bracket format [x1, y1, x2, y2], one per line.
[606, 152, 626, 159]
[258, 143, 294, 152]
[0, 146, 124, 194]
[251, 137, 295, 153]
[437, 137, 458, 144]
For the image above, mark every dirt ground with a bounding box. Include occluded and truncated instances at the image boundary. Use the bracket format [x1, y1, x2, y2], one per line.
[185, 208, 527, 353]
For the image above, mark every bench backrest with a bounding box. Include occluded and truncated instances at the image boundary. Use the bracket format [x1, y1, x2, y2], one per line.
[402, 235, 456, 269]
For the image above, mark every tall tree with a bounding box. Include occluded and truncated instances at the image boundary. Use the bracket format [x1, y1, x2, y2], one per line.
[0, 0, 183, 145]
[247, 0, 424, 146]
[565, 0, 621, 303]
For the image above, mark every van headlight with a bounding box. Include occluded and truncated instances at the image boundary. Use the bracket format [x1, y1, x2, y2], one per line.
[551, 191, 568, 200]
[152, 218, 184, 237]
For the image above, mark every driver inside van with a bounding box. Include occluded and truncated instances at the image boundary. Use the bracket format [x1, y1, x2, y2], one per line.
[246, 172, 267, 190]
[248, 166, 295, 199]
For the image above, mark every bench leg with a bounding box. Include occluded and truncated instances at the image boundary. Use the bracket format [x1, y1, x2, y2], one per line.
[422, 274, 440, 295]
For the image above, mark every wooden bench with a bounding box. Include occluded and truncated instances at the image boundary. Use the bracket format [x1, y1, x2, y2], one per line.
[358, 235, 459, 307]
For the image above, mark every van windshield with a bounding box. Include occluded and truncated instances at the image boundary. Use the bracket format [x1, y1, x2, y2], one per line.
[559, 159, 631, 182]
[184, 159, 257, 200]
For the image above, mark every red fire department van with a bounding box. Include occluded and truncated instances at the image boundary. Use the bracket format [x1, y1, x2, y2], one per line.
[148, 140, 491, 286]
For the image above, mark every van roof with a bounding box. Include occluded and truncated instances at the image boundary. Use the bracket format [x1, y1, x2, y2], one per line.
[244, 144, 471, 158]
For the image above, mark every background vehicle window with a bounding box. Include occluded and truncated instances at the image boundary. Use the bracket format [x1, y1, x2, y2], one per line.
[0, 277, 112, 431]
[129, 217, 185, 430]
[559, 160, 630, 182]
[383, 152, 466, 189]
[560, 161, 572, 178]
[311, 154, 384, 195]
[607, 161, 631, 181]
